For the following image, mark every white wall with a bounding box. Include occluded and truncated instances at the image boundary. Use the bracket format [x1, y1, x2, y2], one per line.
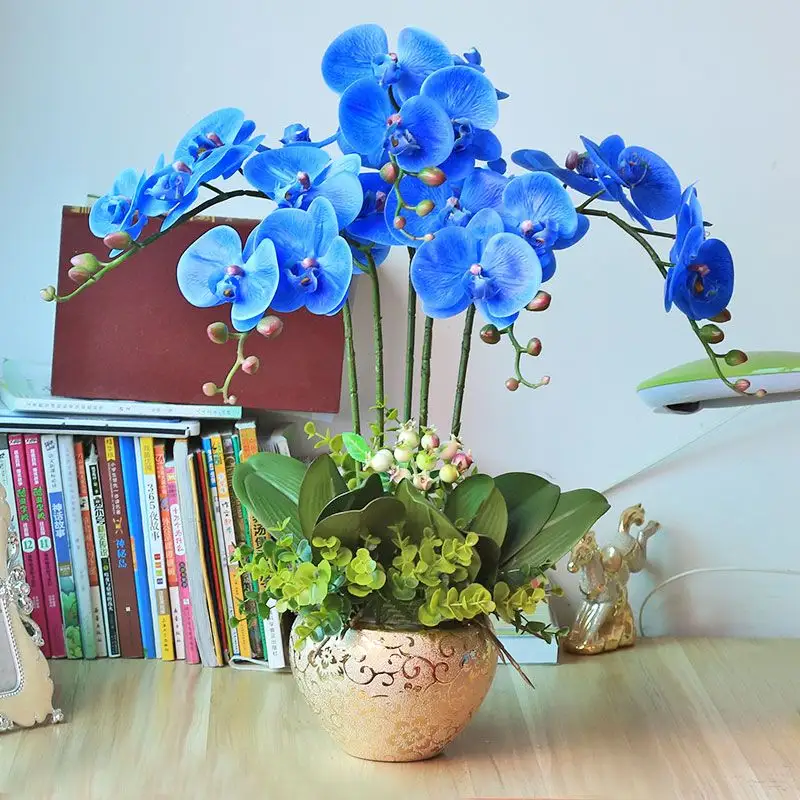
[2, 0, 798, 636]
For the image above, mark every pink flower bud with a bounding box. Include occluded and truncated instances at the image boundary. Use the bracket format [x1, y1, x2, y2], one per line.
[393, 215, 407, 230]
[202, 382, 218, 397]
[734, 378, 751, 393]
[724, 349, 748, 367]
[103, 231, 133, 250]
[206, 322, 229, 344]
[416, 199, 435, 217]
[755, 388, 768, 399]
[227, 395, 239, 405]
[40, 286, 56, 302]
[70, 252, 101, 273]
[420, 432, 439, 451]
[505, 378, 520, 392]
[417, 167, 446, 187]
[423, 233, 435, 242]
[390, 466, 412, 484]
[710, 309, 732, 323]
[541, 375, 551, 385]
[526, 337, 542, 356]
[242, 356, 260, 375]
[451, 451, 473, 473]
[565, 150, 580, 170]
[526, 291, 551, 312]
[256, 315, 284, 339]
[379, 162, 398, 183]
[439, 438, 460, 461]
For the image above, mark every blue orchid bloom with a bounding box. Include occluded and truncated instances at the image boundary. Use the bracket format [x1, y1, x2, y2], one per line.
[501, 173, 579, 281]
[322, 25, 452, 103]
[452, 47, 509, 100]
[138, 155, 200, 230]
[280, 124, 311, 145]
[243, 148, 363, 229]
[338, 132, 388, 170]
[89, 168, 149, 241]
[664, 187, 733, 320]
[243, 197, 353, 316]
[176, 226, 279, 332]
[347, 172, 397, 247]
[339, 79, 454, 172]
[411, 208, 542, 328]
[383, 175, 452, 243]
[420, 66, 500, 182]
[511, 135, 681, 230]
[439, 168, 508, 228]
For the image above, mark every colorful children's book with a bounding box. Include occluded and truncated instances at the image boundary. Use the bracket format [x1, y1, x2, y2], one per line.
[0, 435, 21, 563]
[119, 436, 155, 659]
[84, 444, 120, 658]
[97, 437, 143, 658]
[165, 459, 199, 664]
[7, 434, 48, 655]
[24, 434, 66, 658]
[56, 434, 97, 659]
[235, 421, 286, 669]
[40, 435, 82, 659]
[154, 443, 185, 660]
[74, 440, 107, 657]
[139, 437, 175, 661]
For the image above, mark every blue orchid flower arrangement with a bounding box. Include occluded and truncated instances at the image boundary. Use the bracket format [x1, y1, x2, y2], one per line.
[43, 24, 762, 650]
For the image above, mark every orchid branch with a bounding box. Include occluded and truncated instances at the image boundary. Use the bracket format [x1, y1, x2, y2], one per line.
[363, 249, 386, 441]
[418, 316, 434, 427]
[506, 326, 550, 390]
[342, 300, 361, 435]
[451, 305, 475, 438]
[404, 247, 417, 422]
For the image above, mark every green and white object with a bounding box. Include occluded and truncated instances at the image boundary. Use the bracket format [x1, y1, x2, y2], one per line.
[637, 351, 800, 413]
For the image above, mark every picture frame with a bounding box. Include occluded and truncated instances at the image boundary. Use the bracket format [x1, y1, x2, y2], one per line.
[0, 485, 62, 732]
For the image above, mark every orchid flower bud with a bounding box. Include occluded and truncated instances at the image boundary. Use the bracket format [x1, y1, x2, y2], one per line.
[733, 378, 751, 393]
[480, 324, 501, 344]
[417, 167, 446, 187]
[369, 449, 394, 473]
[202, 382, 218, 397]
[451, 451, 473, 473]
[256, 315, 284, 339]
[421, 432, 440, 451]
[69, 252, 102, 284]
[439, 438, 460, 462]
[505, 378, 520, 391]
[699, 324, 725, 344]
[393, 215, 407, 230]
[207, 322, 229, 344]
[724, 349, 748, 366]
[710, 309, 732, 323]
[415, 199, 435, 217]
[40, 285, 57, 302]
[242, 356, 260, 375]
[526, 291, 551, 312]
[103, 231, 133, 251]
[379, 162, 398, 183]
[526, 337, 542, 356]
[755, 389, 768, 399]
[439, 464, 459, 484]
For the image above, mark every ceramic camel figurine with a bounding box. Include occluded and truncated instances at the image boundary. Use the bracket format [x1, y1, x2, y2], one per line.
[562, 504, 660, 655]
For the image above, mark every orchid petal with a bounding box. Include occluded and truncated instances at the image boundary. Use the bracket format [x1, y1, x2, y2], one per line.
[176, 226, 240, 308]
[670, 238, 734, 320]
[243, 146, 330, 197]
[460, 168, 508, 214]
[621, 146, 681, 220]
[306, 196, 339, 258]
[553, 214, 590, 250]
[249, 207, 310, 268]
[302, 170, 363, 229]
[395, 27, 453, 102]
[394, 95, 454, 171]
[539, 249, 556, 282]
[174, 108, 245, 163]
[322, 24, 388, 93]
[306, 235, 353, 315]
[231, 239, 280, 331]
[481, 233, 542, 317]
[471, 129, 502, 162]
[473, 300, 519, 328]
[339, 78, 392, 157]
[411, 226, 475, 313]
[511, 149, 606, 197]
[671, 186, 703, 263]
[502, 173, 578, 238]
[437, 148, 475, 182]
[465, 208, 505, 249]
[421, 66, 499, 129]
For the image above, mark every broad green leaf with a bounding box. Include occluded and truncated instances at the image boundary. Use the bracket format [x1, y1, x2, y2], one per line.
[234, 452, 307, 506]
[241, 471, 302, 538]
[396, 480, 463, 543]
[311, 496, 406, 550]
[317, 472, 384, 521]
[298, 455, 348, 538]
[444, 474, 494, 527]
[502, 488, 609, 574]
[495, 472, 561, 566]
[474, 535, 501, 586]
[341, 432, 371, 464]
[471, 487, 508, 546]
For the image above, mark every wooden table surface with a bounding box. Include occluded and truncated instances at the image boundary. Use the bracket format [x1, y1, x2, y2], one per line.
[2, 638, 798, 799]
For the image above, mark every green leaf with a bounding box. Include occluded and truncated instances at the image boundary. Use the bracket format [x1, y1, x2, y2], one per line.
[341, 432, 371, 464]
[444, 474, 494, 528]
[396, 480, 462, 543]
[312, 496, 406, 551]
[239, 470, 302, 538]
[502, 488, 609, 574]
[317, 472, 384, 522]
[471, 487, 508, 547]
[298, 455, 348, 538]
[474, 536, 501, 586]
[233, 452, 307, 506]
[495, 472, 561, 566]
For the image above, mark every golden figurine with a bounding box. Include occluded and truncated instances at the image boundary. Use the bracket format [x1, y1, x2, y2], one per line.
[563, 504, 660, 655]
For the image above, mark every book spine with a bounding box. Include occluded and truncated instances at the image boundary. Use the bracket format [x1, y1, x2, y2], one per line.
[155, 444, 185, 660]
[0, 436, 21, 562]
[139, 438, 175, 661]
[165, 461, 198, 664]
[190, 453, 223, 665]
[201, 438, 235, 658]
[40, 435, 82, 659]
[7, 435, 49, 655]
[210, 433, 250, 658]
[74, 441, 107, 657]
[227, 433, 263, 660]
[24, 434, 66, 658]
[85, 446, 120, 657]
[98, 437, 143, 658]
[236, 421, 285, 666]
[56, 435, 97, 659]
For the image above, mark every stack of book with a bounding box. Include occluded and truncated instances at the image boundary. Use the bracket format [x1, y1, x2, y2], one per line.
[0, 363, 292, 669]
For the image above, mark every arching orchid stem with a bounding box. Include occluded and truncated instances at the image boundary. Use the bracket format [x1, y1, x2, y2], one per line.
[507, 326, 550, 390]
[342, 300, 361, 435]
[403, 247, 417, 422]
[451, 304, 476, 438]
[53, 188, 269, 303]
[575, 190, 605, 213]
[364, 249, 386, 441]
[419, 316, 434, 426]
[219, 331, 251, 404]
[200, 181, 224, 196]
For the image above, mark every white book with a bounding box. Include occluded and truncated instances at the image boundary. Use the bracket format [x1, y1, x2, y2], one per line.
[172, 439, 219, 667]
[0, 435, 21, 566]
[0, 359, 241, 421]
[263, 602, 287, 670]
[56, 435, 97, 659]
[495, 602, 559, 665]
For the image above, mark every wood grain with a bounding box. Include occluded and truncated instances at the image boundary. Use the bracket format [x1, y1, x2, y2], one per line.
[2, 639, 798, 799]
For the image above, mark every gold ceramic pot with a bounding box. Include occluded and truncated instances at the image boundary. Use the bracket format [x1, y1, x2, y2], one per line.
[289, 619, 498, 762]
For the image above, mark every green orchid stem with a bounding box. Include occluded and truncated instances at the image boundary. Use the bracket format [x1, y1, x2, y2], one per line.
[580, 207, 752, 396]
[200, 181, 224, 196]
[575, 190, 605, 212]
[219, 332, 250, 403]
[419, 316, 434, 427]
[404, 247, 417, 423]
[451, 305, 475, 438]
[364, 250, 386, 441]
[342, 300, 361, 435]
[55, 188, 268, 303]
[507, 326, 549, 389]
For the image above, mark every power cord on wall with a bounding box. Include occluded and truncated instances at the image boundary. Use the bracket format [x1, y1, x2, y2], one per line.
[591, 404, 798, 637]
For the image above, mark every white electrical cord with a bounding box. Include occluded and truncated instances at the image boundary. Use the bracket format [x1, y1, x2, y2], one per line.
[638, 567, 800, 637]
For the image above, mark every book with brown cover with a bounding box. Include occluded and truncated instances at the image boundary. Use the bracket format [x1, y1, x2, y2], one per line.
[96, 436, 143, 658]
[52, 207, 345, 412]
